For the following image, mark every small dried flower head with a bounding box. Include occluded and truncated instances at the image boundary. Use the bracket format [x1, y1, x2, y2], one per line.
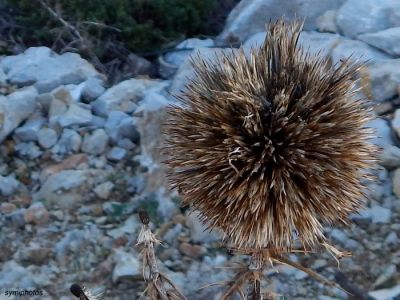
[163, 20, 377, 250]
[70, 283, 102, 300]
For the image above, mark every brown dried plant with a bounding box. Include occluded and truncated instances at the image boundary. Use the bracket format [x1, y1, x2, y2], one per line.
[162, 19, 377, 299]
[136, 210, 187, 300]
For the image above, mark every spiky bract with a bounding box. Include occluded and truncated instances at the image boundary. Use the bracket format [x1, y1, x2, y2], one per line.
[163, 20, 377, 250]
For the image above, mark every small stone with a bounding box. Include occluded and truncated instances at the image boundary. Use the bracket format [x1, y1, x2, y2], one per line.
[37, 127, 58, 149]
[380, 145, 400, 169]
[0, 202, 17, 214]
[329, 228, 348, 244]
[392, 109, 400, 138]
[385, 232, 399, 245]
[106, 147, 127, 161]
[13, 115, 46, 142]
[179, 242, 205, 259]
[369, 285, 400, 300]
[295, 270, 308, 280]
[58, 104, 92, 127]
[15, 142, 42, 159]
[54, 129, 82, 154]
[94, 181, 114, 199]
[392, 168, 400, 198]
[369, 205, 392, 223]
[112, 249, 141, 283]
[82, 129, 109, 155]
[0, 86, 38, 143]
[186, 211, 220, 243]
[20, 245, 53, 265]
[372, 265, 397, 289]
[24, 202, 49, 225]
[0, 175, 23, 196]
[83, 77, 106, 101]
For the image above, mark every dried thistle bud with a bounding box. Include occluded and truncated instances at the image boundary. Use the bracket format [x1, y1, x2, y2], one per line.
[138, 209, 150, 225]
[70, 284, 88, 300]
[70, 283, 102, 300]
[163, 20, 377, 250]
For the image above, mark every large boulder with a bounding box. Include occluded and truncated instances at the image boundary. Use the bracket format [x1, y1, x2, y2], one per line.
[358, 27, 400, 57]
[1, 47, 104, 93]
[218, 0, 345, 42]
[336, 0, 400, 38]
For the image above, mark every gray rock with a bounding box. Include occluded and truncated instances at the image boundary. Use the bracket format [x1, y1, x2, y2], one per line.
[106, 147, 127, 161]
[359, 27, 400, 57]
[242, 32, 267, 49]
[298, 31, 341, 57]
[367, 118, 393, 148]
[126, 53, 153, 76]
[35, 170, 88, 202]
[218, 0, 345, 42]
[0, 260, 35, 288]
[385, 232, 399, 245]
[83, 77, 106, 101]
[316, 9, 339, 33]
[82, 129, 109, 155]
[330, 38, 390, 66]
[169, 47, 234, 95]
[0, 65, 6, 84]
[367, 59, 400, 101]
[48, 98, 68, 127]
[93, 181, 114, 199]
[0, 175, 23, 196]
[336, 0, 400, 38]
[164, 38, 215, 67]
[13, 114, 46, 142]
[392, 168, 400, 198]
[15, 142, 42, 159]
[104, 111, 139, 143]
[1, 47, 102, 93]
[380, 145, 400, 169]
[117, 118, 140, 143]
[117, 138, 136, 150]
[53, 129, 82, 154]
[0, 86, 38, 142]
[112, 249, 141, 283]
[91, 78, 168, 116]
[392, 108, 400, 137]
[186, 211, 220, 243]
[369, 285, 400, 300]
[37, 127, 58, 149]
[369, 205, 392, 223]
[58, 104, 93, 127]
[55, 229, 85, 260]
[329, 228, 348, 244]
[106, 215, 140, 239]
[163, 223, 183, 245]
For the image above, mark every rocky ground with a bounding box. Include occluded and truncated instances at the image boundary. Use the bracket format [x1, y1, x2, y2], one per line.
[1, 0, 400, 299]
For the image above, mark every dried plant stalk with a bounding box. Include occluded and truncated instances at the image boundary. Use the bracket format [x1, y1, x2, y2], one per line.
[136, 210, 187, 300]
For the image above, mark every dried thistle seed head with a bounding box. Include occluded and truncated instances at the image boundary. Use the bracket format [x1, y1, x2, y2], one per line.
[163, 20, 377, 251]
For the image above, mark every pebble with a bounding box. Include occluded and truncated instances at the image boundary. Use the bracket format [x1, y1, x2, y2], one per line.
[94, 181, 114, 199]
[82, 129, 109, 155]
[0, 202, 17, 214]
[37, 127, 58, 149]
[179, 242, 205, 259]
[24, 202, 49, 225]
[106, 147, 127, 161]
[58, 104, 93, 127]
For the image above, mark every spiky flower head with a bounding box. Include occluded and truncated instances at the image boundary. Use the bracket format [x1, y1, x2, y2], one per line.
[163, 20, 377, 251]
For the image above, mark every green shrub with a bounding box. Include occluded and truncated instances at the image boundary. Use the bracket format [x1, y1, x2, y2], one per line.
[6, 0, 216, 53]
